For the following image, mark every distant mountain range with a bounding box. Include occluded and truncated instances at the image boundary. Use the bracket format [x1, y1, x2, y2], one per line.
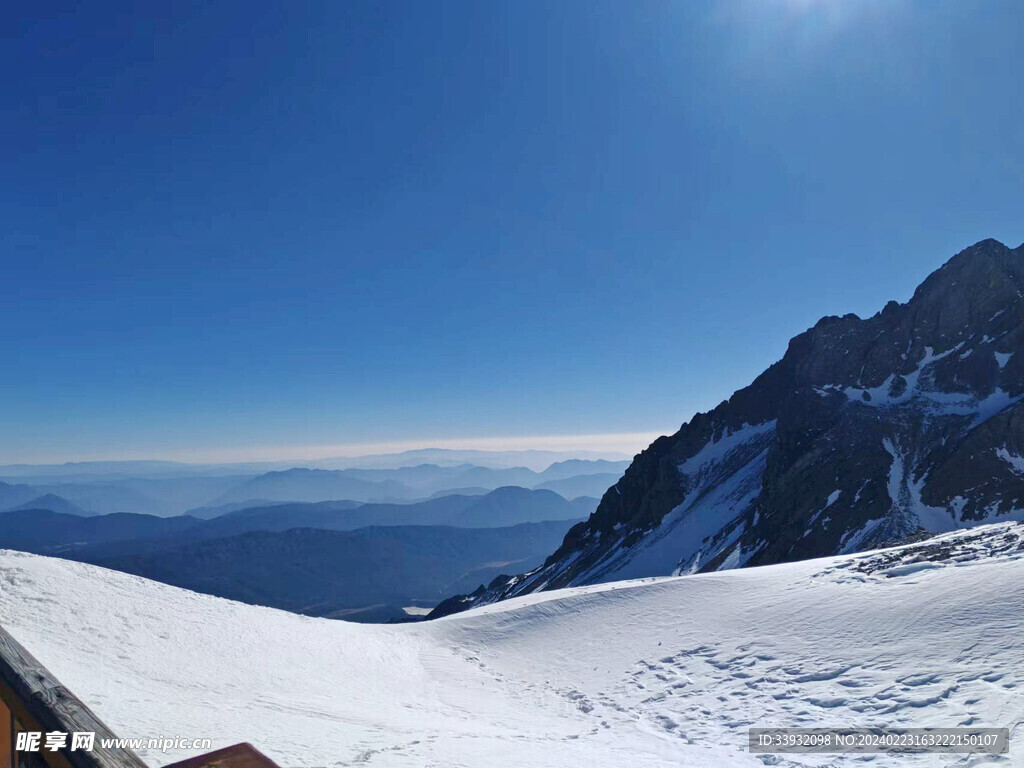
[0, 487, 593, 621]
[0, 449, 630, 480]
[432, 238, 1024, 617]
[304, 448, 632, 472]
[0, 488, 595, 554]
[534, 473, 622, 499]
[212, 487, 593, 535]
[208, 461, 629, 507]
[0, 458, 627, 517]
[0, 478, 231, 518]
[186, 488, 594, 545]
[3, 493, 95, 517]
[210, 468, 414, 504]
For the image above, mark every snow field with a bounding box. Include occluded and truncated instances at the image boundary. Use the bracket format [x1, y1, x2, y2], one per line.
[0, 522, 1021, 767]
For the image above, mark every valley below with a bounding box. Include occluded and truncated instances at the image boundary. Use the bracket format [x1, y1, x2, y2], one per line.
[0, 458, 613, 621]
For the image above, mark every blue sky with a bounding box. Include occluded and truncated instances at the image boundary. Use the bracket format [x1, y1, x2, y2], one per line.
[3, 0, 1023, 463]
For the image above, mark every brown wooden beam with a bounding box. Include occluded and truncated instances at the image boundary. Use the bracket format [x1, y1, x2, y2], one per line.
[0, 624, 147, 768]
[162, 744, 279, 768]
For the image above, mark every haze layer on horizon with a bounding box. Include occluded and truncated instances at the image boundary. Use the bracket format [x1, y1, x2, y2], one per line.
[0, 433, 659, 468]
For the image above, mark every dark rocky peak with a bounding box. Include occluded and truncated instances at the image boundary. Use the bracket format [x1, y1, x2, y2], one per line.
[915, 238, 1023, 296]
[776, 239, 1024, 395]
[430, 237, 1024, 618]
[908, 239, 1023, 336]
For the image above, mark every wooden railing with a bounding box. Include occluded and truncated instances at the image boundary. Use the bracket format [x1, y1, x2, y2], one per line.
[0, 625, 277, 768]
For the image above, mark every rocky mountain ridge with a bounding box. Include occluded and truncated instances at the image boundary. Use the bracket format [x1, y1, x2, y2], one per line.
[431, 238, 1024, 617]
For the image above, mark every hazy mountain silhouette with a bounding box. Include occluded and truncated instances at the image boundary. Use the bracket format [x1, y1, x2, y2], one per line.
[4, 493, 96, 517]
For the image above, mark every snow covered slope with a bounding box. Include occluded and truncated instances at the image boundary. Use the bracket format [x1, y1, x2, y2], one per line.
[1, 522, 1023, 767]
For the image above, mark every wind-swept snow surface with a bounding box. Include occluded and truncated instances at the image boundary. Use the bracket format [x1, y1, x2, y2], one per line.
[1, 523, 1023, 767]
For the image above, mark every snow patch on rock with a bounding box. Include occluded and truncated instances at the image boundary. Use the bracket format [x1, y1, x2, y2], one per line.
[677, 421, 777, 476]
[997, 447, 1024, 476]
[882, 438, 956, 533]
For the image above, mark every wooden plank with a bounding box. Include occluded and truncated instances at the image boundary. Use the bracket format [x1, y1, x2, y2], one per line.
[162, 744, 279, 768]
[0, 624, 147, 768]
[0, 695, 10, 768]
